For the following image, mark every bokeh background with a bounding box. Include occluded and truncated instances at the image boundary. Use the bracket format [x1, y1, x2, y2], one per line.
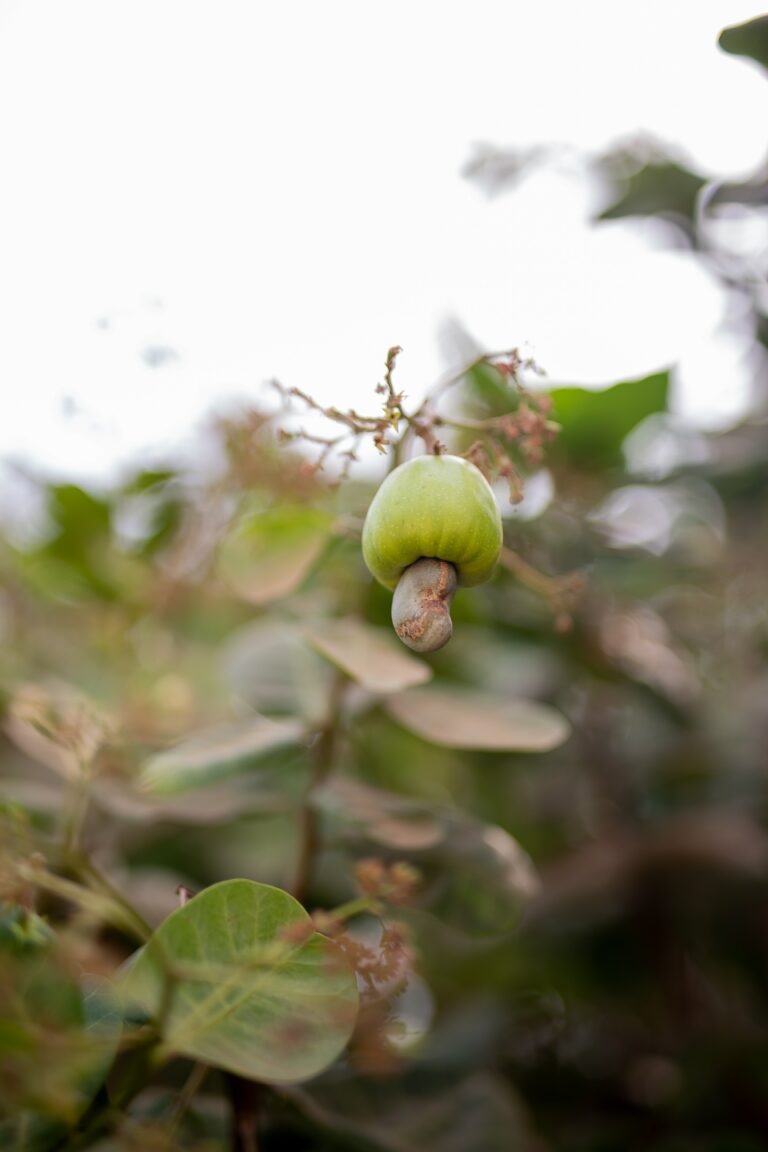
[2, 4, 768, 1150]
[1, 0, 766, 484]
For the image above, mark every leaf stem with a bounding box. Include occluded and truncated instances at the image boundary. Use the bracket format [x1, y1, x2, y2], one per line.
[326, 894, 378, 922]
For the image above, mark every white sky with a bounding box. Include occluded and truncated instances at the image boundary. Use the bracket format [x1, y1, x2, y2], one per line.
[0, 0, 766, 483]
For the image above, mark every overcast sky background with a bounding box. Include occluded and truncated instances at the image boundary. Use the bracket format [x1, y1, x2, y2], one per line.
[0, 0, 766, 484]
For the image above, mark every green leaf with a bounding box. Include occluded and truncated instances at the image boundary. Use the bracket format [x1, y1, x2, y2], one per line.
[37, 484, 117, 599]
[0, 910, 122, 1143]
[385, 687, 569, 752]
[465, 360, 518, 412]
[219, 504, 333, 605]
[120, 469, 177, 495]
[121, 879, 359, 1083]
[551, 370, 670, 470]
[48, 484, 111, 546]
[719, 15, 768, 73]
[0, 979, 122, 1152]
[597, 159, 706, 229]
[0, 905, 55, 953]
[139, 716, 306, 795]
[115, 474, 183, 555]
[303, 618, 433, 693]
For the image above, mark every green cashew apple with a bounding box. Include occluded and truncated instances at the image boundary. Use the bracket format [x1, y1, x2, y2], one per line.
[362, 454, 503, 653]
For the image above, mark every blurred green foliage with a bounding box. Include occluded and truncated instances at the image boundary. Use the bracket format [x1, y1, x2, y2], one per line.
[2, 13, 768, 1152]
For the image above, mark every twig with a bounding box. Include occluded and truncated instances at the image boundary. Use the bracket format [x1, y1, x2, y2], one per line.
[60, 770, 92, 859]
[292, 671, 347, 904]
[18, 858, 151, 943]
[170, 1061, 209, 1132]
[229, 1076, 262, 1152]
[410, 347, 538, 416]
[71, 853, 153, 941]
[499, 545, 585, 629]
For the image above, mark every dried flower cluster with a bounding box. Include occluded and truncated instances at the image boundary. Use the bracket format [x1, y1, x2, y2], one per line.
[269, 345, 556, 497]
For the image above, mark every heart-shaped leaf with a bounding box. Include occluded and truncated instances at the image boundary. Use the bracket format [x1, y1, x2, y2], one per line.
[303, 618, 432, 694]
[139, 716, 306, 794]
[121, 879, 359, 1083]
[385, 687, 570, 752]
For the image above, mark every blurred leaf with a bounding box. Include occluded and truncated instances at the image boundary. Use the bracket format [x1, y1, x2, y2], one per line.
[316, 778, 539, 935]
[719, 15, 768, 72]
[4, 681, 116, 780]
[2, 982, 122, 1151]
[415, 819, 540, 935]
[0, 905, 55, 953]
[93, 773, 310, 825]
[120, 469, 177, 495]
[385, 687, 569, 752]
[139, 716, 306, 795]
[48, 484, 111, 545]
[114, 476, 184, 556]
[597, 159, 706, 227]
[551, 371, 670, 470]
[443, 630, 562, 700]
[463, 142, 551, 197]
[286, 1070, 535, 1152]
[121, 879, 358, 1082]
[37, 484, 116, 599]
[303, 618, 433, 694]
[315, 777, 446, 853]
[0, 909, 121, 1139]
[221, 618, 333, 720]
[218, 504, 333, 605]
[465, 361, 520, 414]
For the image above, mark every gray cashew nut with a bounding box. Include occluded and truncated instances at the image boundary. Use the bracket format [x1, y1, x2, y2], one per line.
[391, 558, 458, 654]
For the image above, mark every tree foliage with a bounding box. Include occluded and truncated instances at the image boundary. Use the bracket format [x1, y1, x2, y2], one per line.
[2, 14, 768, 1152]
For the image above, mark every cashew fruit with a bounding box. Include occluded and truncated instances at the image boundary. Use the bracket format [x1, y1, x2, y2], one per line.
[362, 455, 503, 652]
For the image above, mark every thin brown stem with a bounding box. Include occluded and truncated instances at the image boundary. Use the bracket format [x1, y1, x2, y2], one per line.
[499, 545, 584, 627]
[410, 348, 526, 416]
[170, 1061, 209, 1132]
[19, 858, 151, 943]
[71, 853, 153, 942]
[292, 671, 347, 904]
[60, 763, 92, 859]
[228, 1076, 262, 1152]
